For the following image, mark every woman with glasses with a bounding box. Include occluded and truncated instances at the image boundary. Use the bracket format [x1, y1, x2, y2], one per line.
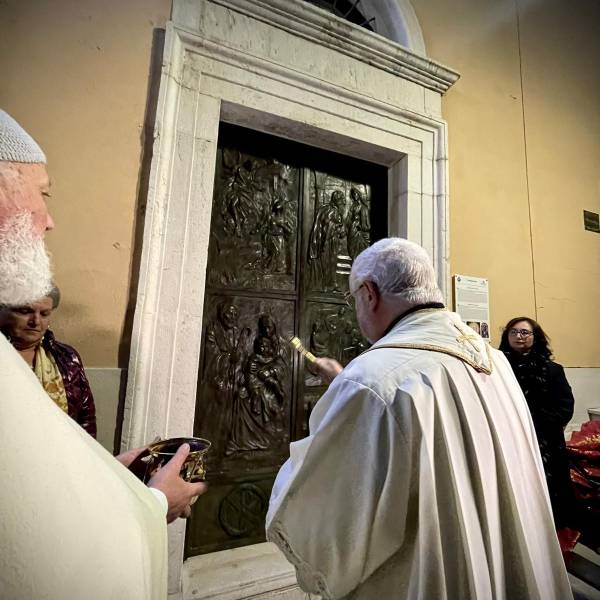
[499, 316, 577, 545]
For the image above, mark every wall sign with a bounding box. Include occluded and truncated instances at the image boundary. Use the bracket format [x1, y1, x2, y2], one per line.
[583, 210, 600, 233]
[453, 275, 490, 340]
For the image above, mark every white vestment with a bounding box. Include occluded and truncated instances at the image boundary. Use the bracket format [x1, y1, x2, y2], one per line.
[267, 308, 572, 599]
[0, 335, 167, 600]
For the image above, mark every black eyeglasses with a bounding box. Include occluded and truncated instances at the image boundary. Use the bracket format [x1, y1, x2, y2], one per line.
[344, 283, 365, 308]
[508, 328, 533, 338]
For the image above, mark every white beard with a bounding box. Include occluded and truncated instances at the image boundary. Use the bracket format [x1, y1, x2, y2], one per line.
[0, 212, 53, 306]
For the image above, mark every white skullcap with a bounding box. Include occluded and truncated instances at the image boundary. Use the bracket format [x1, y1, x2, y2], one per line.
[0, 110, 46, 164]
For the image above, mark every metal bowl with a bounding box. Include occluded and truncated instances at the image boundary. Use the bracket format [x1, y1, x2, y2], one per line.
[129, 437, 211, 483]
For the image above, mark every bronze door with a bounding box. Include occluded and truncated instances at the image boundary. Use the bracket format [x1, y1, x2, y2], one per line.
[186, 124, 387, 556]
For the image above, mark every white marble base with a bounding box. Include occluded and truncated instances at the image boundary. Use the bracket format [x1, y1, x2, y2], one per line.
[588, 408, 600, 420]
[564, 368, 600, 434]
[182, 543, 306, 600]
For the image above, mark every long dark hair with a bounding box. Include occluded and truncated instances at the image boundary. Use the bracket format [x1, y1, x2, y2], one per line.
[499, 316, 553, 359]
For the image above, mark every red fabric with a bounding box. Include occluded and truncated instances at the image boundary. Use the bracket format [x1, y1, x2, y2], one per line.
[557, 527, 580, 554]
[567, 420, 600, 550]
[43, 329, 97, 438]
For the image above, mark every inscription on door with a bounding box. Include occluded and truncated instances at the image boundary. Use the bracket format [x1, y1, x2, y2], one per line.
[187, 124, 387, 557]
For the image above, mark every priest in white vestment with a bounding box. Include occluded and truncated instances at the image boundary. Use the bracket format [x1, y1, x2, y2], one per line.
[0, 110, 205, 599]
[267, 238, 572, 599]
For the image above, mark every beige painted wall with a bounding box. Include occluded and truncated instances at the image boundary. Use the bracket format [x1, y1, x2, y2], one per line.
[414, 0, 536, 348]
[0, 0, 171, 368]
[518, 0, 600, 367]
[1, 0, 598, 368]
[412, 0, 600, 366]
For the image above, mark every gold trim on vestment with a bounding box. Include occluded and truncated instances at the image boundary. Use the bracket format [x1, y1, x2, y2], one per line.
[361, 307, 494, 374]
[366, 342, 494, 375]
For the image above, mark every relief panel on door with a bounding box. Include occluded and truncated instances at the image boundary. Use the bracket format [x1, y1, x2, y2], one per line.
[305, 170, 371, 296]
[195, 295, 294, 474]
[188, 124, 386, 557]
[208, 146, 299, 292]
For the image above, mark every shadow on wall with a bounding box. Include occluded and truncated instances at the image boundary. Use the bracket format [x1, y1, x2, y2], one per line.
[49, 296, 128, 454]
[115, 28, 166, 449]
[84, 367, 128, 453]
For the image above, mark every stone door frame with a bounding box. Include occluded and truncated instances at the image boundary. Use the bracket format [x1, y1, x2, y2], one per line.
[121, 1, 458, 597]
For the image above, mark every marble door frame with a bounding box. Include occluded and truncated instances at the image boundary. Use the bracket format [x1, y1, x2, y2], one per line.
[121, 1, 458, 597]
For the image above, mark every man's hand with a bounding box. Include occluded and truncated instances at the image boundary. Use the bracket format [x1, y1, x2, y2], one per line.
[116, 436, 164, 467]
[148, 444, 208, 523]
[309, 357, 343, 385]
[115, 445, 148, 468]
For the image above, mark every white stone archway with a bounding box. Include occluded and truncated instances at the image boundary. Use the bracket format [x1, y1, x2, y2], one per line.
[360, 0, 427, 55]
[121, 1, 458, 598]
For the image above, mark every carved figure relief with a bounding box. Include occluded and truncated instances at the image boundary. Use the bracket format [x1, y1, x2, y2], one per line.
[205, 303, 249, 391]
[199, 300, 291, 460]
[258, 192, 294, 275]
[209, 148, 297, 290]
[308, 189, 346, 292]
[306, 304, 368, 387]
[221, 151, 262, 238]
[307, 173, 372, 294]
[309, 319, 329, 358]
[201, 302, 251, 456]
[346, 186, 371, 259]
[226, 332, 287, 455]
[257, 314, 288, 362]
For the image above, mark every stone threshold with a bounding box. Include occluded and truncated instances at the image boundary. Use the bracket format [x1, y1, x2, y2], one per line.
[182, 542, 308, 600]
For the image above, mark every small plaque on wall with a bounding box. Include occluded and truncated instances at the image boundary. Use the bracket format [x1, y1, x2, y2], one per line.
[453, 275, 490, 340]
[583, 210, 600, 233]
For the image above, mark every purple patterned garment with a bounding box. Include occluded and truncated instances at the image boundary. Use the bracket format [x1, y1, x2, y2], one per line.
[43, 330, 97, 438]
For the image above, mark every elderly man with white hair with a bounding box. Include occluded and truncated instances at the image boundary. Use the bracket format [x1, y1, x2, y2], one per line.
[266, 238, 572, 599]
[0, 110, 206, 599]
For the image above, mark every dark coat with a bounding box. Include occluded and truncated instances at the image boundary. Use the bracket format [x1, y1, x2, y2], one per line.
[43, 330, 97, 438]
[504, 349, 575, 528]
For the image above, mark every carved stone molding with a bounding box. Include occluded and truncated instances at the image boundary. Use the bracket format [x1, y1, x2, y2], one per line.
[173, 0, 459, 93]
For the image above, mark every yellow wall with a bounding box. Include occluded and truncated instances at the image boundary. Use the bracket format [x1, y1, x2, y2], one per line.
[0, 0, 171, 367]
[413, 0, 600, 366]
[518, 0, 600, 366]
[1, 0, 598, 368]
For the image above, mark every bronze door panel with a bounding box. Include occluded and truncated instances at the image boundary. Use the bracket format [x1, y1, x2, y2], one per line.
[302, 301, 367, 381]
[188, 124, 387, 557]
[208, 147, 299, 292]
[186, 475, 276, 556]
[195, 295, 295, 473]
[305, 170, 371, 297]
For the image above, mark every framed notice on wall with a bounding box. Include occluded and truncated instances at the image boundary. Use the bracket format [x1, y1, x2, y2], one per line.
[453, 275, 490, 340]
